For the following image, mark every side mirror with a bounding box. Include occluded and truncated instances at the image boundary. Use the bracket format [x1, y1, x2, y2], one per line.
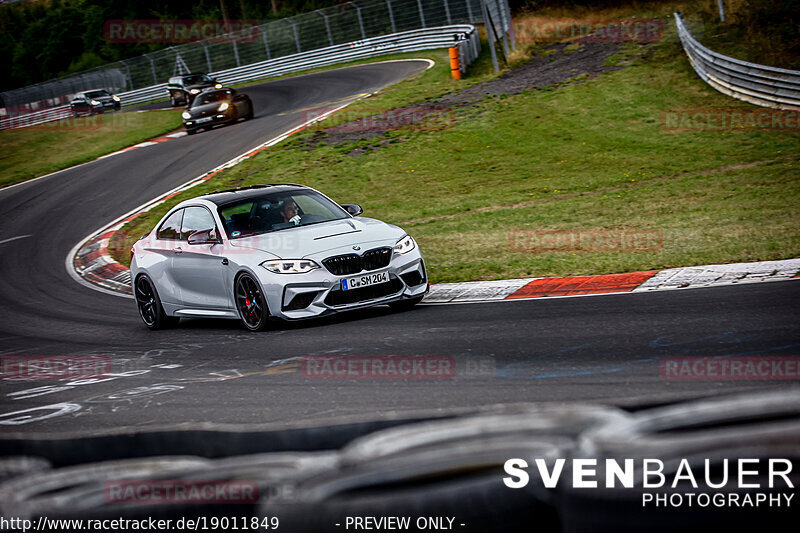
[342, 204, 363, 216]
[187, 229, 221, 245]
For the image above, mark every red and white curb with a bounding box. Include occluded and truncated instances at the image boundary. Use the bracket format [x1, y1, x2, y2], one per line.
[424, 259, 800, 303]
[97, 131, 187, 160]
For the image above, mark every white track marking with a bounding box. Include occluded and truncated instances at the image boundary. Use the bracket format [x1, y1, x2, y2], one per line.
[0, 234, 32, 245]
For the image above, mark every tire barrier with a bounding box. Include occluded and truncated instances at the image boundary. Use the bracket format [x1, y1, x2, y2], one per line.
[0, 456, 51, 483]
[0, 413, 458, 468]
[559, 389, 800, 532]
[0, 456, 211, 520]
[258, 405, 629, 532]
[0, 391, 796, 531]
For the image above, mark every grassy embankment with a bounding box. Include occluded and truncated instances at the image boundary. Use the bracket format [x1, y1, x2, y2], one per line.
[0, 110, 181, 188]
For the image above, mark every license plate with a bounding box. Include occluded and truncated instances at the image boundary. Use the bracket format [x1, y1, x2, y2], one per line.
[196, 117, 213, 123]
[342, 271, 389, 291]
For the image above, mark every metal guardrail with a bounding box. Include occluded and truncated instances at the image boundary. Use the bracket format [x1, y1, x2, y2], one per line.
[1, 24, 480, 130]
[674, 13, 800, 110]
[0, 106, 73, 129]
[2, 0, 512, 116]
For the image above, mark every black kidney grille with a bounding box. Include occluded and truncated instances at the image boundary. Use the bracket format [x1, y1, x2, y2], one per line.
[323, 247, 392, 276]
[322, 254, 362, 276]
[362, 247, 392, 271]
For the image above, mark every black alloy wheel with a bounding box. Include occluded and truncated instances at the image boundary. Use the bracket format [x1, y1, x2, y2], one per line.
[135, 275, 178, 330]
[235, 273, 268, 331]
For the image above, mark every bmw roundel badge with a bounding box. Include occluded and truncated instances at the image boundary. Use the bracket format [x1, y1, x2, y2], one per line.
[353, 246, 361, 251]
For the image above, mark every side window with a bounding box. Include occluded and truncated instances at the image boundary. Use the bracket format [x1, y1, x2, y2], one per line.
[181, 206, 217, 240]
[157, 209, 183, 240]
[219, 202, 253, 237]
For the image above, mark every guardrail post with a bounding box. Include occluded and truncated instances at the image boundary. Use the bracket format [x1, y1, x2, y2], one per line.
[717, 0, 726, 22]
[288, 18, 301, 53]
[503, 0, 515, 50]
[144, 54, 158, 85]
[494, 0, 510, 57]
[317, 10, 335, 46]
[120, 60, 134, 91]
[202, 43, 214, 71]
[349, 2, 367, 41]
[386, 0, 396, 33]
[260, 25, 271, 59]
[232, 38, 241, 67]
[481, 0, 499, 72]
[416, 0, 427, 28]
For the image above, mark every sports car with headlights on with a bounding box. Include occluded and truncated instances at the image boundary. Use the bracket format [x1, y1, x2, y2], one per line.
[70, 89, 121, 116]
[166, 73, 222, 106]
[182, 88, 254, 134]
[130, 184, 428, 331]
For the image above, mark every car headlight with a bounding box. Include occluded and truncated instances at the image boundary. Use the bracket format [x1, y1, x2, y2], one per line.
[90, 100, 100, 105]
[394, 234, 416, 254]
[214, 83, 222, 89]
[261, 259, 320, 274]
[181, 112, 191, 120]
[218, 102, 229, 112]
[112, 95, 120, 102]
[190, 88, 200, 94]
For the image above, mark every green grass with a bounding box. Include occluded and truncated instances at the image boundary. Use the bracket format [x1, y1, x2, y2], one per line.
[111, 23, 799, 283]
[270, 45, 500, 127]
[0, 110, 181, 188]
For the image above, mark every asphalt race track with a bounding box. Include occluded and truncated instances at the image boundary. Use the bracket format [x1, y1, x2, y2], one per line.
[1, 59, 799, 434]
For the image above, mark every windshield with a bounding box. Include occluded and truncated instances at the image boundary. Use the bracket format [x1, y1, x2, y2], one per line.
[84, 90, 110, 98]
[192, 90, 231, 106]
[184, 74, 212, 85]
[218, 189, 349, 239]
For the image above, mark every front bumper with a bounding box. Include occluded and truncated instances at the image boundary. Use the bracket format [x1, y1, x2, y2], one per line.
[258, 250, 427, 320]
[94, 102, 121, 112]
[184, 112, 233, 130]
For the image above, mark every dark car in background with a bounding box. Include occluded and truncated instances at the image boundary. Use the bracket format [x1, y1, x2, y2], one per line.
[182, 87, 254, 134]
[70, 89, 121, 116]
[167, 73, 222, 106]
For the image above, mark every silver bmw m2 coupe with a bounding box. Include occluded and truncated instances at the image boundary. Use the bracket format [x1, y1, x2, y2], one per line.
[131, 184, 428, 330]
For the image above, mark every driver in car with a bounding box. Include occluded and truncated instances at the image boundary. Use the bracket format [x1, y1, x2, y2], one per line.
[279, 199, 302, 226]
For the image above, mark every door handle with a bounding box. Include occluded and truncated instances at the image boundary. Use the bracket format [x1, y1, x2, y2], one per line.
[221, 258, 229, 265]
[174, 247, 183, 254]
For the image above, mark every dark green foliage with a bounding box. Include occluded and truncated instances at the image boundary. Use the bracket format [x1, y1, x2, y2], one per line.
[1, 0, 343, 91]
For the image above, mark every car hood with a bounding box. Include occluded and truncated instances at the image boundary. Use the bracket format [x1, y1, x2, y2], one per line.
[188, 102, 228, 117]
[87, 95, 114, 103]
[229, 217, 405, 258]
